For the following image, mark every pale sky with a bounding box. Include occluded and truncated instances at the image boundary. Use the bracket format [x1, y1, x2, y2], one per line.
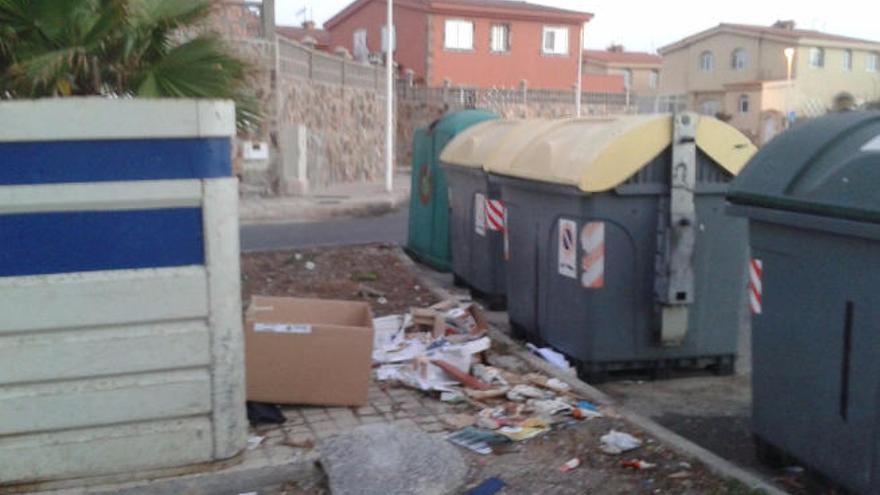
[276, 0, 880, 52]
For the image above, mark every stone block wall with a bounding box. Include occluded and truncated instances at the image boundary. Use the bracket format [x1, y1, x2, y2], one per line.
[205, 2, 391, 197]
[278, 78, 387, 189]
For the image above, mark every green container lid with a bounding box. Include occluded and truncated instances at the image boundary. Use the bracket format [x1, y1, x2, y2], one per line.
[407, 110, 498, 270]
[728, 112, 880, 223]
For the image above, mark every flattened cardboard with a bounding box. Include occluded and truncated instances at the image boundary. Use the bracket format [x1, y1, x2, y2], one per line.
[244, 296, 375, 407]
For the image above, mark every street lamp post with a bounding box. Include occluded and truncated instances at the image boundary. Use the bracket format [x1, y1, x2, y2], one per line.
[576, 23, 584, 117]
[784, 47, 795, 128]
[385, 0, 394, 192]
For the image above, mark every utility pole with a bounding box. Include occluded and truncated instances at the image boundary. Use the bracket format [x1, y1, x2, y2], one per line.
[784, 47, 795, 128]
[576, 23, 584, 117]
[385, 0, 395, 192]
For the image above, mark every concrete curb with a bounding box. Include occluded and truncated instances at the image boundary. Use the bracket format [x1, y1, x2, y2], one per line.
[28, 449, 321, 495]
[239, 190, 410, 226]
[393, 247, 788, 495]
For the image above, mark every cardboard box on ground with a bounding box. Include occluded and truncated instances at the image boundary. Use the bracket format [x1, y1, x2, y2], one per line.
[244, 296, 375, 406]
[243, 296, 488, 406]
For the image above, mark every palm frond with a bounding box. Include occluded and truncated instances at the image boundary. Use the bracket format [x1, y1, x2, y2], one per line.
[0, 0, 262, 129]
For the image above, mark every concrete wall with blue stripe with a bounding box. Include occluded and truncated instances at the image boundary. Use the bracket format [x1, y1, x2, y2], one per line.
[0, 98, 247, 485]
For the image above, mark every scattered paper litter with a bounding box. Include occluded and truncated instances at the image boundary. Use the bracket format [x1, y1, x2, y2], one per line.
[545, 378, 571, 393]
[526, 343, 571, 371]
[506, 384, 547, 402]
[621, 459, 656, 470]
[600, 430, 642, 455]
[559, 457, 581, 472]
[372, 314, 407, 362]
[528, 398, 574, 416]
[440, 390, 466, 403]
[472, 364, 509, 386]
[246, 435, 265, 450]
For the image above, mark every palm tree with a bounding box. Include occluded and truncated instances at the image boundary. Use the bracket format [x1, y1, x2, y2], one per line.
[0, 0, 260, 130]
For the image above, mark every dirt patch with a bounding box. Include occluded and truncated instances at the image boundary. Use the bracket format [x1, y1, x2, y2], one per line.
[459, 414, 764, 495]
[241, 243, 440, 316]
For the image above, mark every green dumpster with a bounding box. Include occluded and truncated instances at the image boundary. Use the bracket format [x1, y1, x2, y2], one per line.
[407, 110, 497, 270]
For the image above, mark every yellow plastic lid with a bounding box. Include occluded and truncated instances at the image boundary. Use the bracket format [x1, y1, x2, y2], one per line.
[492, 115, 757, 192]
[440, 119, 565, 170]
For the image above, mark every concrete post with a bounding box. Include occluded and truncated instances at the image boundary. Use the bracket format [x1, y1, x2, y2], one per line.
[261, 0, 276, 40]
[280, 125, 309, 196]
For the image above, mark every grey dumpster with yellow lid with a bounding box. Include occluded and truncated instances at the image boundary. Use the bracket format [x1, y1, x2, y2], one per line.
[493, 113, 757, 379]
[439, 119, 566, 308]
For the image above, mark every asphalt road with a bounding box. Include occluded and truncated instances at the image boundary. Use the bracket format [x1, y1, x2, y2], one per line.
[240, 208, 408, 252]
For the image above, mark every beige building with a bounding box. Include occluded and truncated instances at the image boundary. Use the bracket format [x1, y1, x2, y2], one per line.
[659, 21, 880, 143]
[583, 45, 663, 96]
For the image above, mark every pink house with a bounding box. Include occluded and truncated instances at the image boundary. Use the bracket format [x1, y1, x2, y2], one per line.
[324, 0, 593, 90]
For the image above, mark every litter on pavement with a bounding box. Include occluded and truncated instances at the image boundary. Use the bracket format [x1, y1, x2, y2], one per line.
[373, 299, 606, 454]
[525, 343, 574, 373]
[559, 457, 582, 472]
[466, 477, 506, 495]
[621, 459, 656, 470]
[600, 429, 643, 455]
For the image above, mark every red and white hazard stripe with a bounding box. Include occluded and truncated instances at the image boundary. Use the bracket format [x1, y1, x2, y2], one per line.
[580, 222, 605, 289]
[749, 258, 763, 315]
[486, 199, 505, 232]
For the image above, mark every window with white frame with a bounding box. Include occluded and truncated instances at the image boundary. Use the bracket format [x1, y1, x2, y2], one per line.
[868, 52, 879, 72]
[353, 29, 368, 59]
[699, 51, 714, 72]
[731, 48, 747, 70]
[649, 69, 659, 89]
[612, 69, 632, 89]
[490, 24, 510, 53]
[739, 94, 750, 114]
[444, 20, 474, 50]
[700, 100, 720, 116]
[843, 49, 853, 71]
[542, 26, 569, 55]
[381, 26, 396, 53]
[809, 47, 825, 68]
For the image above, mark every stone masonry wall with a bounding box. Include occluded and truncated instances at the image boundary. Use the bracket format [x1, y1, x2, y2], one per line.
[206, 1, 390, 196]
[278, 78, 387, 188]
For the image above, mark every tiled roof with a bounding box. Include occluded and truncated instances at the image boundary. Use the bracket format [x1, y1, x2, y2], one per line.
[584, 50, 662, 65]
[661, 23, 880, 53]
[720, 23, 879, 44]
[276, 25, 332, 46]
[326, 0, 592, 29]
[431, 0, 592, 17]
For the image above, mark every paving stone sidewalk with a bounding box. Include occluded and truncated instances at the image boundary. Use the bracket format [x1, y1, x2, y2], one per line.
[255, 379, 461, 449]
[239, 172, 411, 225]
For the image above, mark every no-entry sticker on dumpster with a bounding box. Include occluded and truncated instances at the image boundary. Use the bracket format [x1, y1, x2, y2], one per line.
[558, 219, 577, 279]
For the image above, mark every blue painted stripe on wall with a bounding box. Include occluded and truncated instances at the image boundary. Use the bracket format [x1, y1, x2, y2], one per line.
[0, 138, 231, 185]
[0, 209, 204, 277]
